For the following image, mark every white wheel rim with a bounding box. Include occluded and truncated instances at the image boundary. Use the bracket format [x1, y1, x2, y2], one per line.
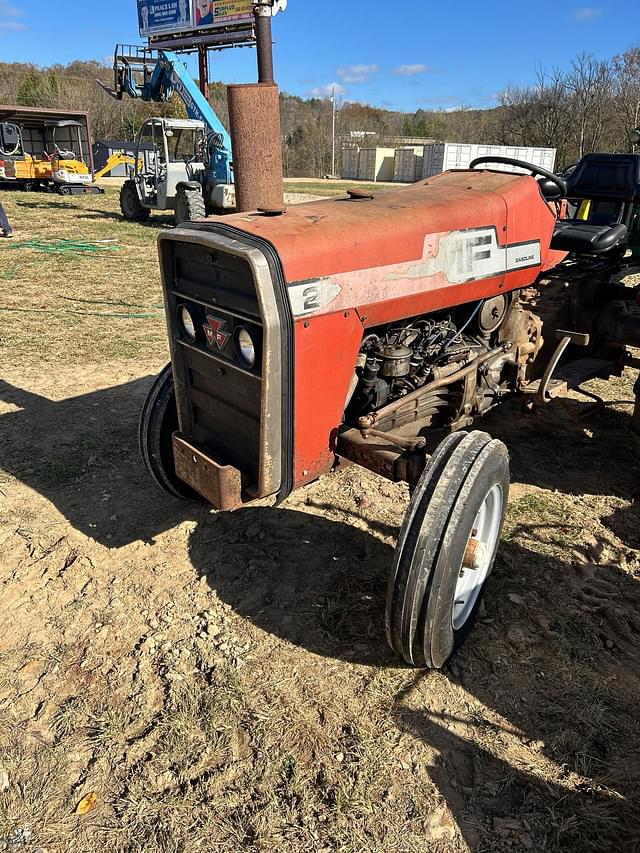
[452, 483, 503, 630]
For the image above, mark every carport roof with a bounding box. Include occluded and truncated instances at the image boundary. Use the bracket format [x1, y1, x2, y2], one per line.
[0, 105, 90, 127]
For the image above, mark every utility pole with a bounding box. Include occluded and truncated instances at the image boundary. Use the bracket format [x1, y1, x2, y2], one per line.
[331, 85, 337, 177]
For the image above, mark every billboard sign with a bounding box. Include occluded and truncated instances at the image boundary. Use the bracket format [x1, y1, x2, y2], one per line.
[195, 0, 253, 30]
[138, 0, 254, 38]
[138, 0, 192, 36]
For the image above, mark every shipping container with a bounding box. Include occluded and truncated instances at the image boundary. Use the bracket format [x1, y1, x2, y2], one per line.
[393, 148, 418, 183]
[475, 145, 557, 173]
[358, 147, 396, 182]
[341, 147, 360, 180]
[393, 146, 426, 182]
[422, 142, 557, 178]
[422, 143, 479, 177]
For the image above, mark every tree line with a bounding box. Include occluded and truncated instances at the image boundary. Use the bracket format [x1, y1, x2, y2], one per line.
[0, 45, 638, 176]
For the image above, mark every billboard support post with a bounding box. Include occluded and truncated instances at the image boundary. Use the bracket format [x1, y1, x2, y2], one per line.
[198, 45, 209, 99]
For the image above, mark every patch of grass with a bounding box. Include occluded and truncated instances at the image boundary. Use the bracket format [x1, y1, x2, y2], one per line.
[0, 728, 78, 845]
[51, 695, 91, 741]
[508, 491, 555, 519]
[0, 188, 168, 367]
[87, 702, 130, 750]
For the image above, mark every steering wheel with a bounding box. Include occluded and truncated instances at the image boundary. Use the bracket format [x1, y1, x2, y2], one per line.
[470, 156, 567, 197]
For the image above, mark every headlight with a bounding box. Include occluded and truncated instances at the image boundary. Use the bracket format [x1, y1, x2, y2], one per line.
[178, 305, 197, 343]
[235, 326, 256, 368]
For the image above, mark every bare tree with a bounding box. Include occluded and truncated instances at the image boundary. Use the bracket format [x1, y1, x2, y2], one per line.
[612, 46, 640, 147]
[565, 52, 615, 158]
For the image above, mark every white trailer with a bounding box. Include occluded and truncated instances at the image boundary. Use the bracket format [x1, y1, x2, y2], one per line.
[422, 143, 557, 178]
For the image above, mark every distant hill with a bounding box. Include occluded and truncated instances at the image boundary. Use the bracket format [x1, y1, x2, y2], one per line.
[1, 47, 638, 176]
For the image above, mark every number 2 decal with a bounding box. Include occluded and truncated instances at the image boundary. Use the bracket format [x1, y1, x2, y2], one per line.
[302, 286, 320, 311]
[288, 280, 342, 317]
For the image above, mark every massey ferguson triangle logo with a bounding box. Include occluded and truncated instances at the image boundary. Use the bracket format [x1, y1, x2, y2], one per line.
[203, 315, 229, 350]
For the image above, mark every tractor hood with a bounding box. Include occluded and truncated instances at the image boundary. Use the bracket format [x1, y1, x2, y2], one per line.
[188, 169, 561, 328]
[220, 170, 557, 280]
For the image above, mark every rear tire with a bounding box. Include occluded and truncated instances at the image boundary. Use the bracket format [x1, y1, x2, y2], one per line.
[120, 180, 150, 222]
[139, 364, 205, 502]
[174, 187, 206, 226]
[386, 431, 509, 668]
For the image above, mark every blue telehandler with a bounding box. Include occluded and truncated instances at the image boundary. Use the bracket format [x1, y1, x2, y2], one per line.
[104, 44, 236, 224]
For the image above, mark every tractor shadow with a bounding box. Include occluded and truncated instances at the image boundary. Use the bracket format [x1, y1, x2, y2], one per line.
[186, 395, 640, 851]
[0, 376, 205, 547]
[188, 509, 640, 851]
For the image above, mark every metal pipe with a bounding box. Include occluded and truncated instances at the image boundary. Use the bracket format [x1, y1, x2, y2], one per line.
[198, 45, 209, 100]
[227, 82, 284, 211]
[255, 10, 274, 84]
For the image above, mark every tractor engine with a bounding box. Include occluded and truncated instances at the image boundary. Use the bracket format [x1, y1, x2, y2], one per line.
[347, 295, 545, 433]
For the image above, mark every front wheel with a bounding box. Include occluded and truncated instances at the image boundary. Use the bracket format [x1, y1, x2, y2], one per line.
[386, 430, 509, 668]
[174, 187, 206, 226]
[120, 180, 150, 222]
[139, 364, 206, 502]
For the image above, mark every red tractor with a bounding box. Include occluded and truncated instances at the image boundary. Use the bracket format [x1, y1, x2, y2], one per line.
[139, 151, 640, 669]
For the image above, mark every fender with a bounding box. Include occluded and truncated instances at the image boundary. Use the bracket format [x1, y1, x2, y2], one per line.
[176, 180, 202, 192]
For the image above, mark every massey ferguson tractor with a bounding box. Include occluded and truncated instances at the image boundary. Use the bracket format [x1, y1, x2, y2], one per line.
[138, 150, 640, 669]
[135, 1, 640, 669]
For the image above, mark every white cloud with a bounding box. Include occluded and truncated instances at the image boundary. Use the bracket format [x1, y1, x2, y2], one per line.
[0, 2, 23, 15]
[337, 64, 379, 84]
[572, 6, 602, 20]
[0, 1, 25, 33]
[393, 64, 430, 77]
[308, 82, 346, 98]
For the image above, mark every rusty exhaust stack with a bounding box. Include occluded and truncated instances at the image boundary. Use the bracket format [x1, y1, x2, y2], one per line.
[227, 2, 284, 213]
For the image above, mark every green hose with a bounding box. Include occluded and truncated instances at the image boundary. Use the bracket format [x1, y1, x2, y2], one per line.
[7, 239, 121, 255]
[0, 306, 163, 319]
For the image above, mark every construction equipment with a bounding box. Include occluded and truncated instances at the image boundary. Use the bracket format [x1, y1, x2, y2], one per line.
[93, 152, 141, 181]
[103, 44, 236, 224]
[0, 120, 104, 194]
[138, 145, 640, 670]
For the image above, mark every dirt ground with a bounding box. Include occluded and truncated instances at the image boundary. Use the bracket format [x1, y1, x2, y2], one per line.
[1, 188, 640, 853]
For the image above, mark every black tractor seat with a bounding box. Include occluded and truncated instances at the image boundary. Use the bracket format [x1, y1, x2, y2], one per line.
[552, 220, 628, 255]
[550, 153, 640, 256]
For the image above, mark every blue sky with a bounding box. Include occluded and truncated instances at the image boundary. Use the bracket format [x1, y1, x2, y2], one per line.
[1, 0, 639, 112]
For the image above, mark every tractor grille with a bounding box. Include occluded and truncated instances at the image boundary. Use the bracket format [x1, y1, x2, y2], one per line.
[163, 239, 264, 487]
